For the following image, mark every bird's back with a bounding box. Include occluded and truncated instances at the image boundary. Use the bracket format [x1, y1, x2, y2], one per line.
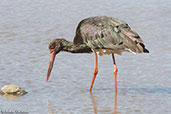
[73, 16, 149, 55]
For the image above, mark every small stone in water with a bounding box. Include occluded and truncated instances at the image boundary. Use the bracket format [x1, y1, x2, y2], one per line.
[0, 84, 27, 96]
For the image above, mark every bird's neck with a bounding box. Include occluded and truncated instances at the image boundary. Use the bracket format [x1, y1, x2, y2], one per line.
[61, 40, 74, 52]
[61, 39, 92, 53]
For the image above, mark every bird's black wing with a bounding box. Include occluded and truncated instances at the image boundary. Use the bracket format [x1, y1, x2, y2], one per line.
[74, 16, 149, 53]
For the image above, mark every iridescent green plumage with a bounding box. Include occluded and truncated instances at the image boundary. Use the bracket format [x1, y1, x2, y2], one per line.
[73, 16, 149, 54]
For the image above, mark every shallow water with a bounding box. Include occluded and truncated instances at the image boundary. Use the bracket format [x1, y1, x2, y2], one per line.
[0, 0, 171, 113]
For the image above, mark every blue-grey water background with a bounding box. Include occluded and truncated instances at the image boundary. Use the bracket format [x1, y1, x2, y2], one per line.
[0, 0, 171, 113]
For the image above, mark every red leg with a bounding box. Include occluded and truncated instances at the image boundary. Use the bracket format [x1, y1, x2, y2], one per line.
[114, 88, 117, 113]
[90, 52, 98, 92]
[112, 54, 118, 93]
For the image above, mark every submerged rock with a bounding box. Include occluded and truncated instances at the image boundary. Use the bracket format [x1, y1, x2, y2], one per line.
[0, 84, 27, 96]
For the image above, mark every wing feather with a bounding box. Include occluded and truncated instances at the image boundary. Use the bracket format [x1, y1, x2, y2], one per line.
[73, 16, 149, 53]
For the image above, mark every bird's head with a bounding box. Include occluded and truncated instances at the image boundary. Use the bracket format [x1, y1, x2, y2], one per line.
[49, 39, 63, 54]
[46, 39, 63, 82]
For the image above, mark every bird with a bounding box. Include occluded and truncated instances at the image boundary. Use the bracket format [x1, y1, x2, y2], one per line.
[46, 16, 149, 92]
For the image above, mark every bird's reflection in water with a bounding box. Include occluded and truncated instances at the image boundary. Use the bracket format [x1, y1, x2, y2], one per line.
[90, 92, 98, 114]
[90, 91, 118, 114]
[47, 100, 57, 114]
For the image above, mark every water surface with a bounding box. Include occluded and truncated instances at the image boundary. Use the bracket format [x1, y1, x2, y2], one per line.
[0, 0, 171, 113]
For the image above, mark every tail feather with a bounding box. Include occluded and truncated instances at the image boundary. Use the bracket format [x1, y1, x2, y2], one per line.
[139, 43, 149, 53]
[119, 25, 149, 53]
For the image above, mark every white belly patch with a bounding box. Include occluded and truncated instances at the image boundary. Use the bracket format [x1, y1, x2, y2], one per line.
[93, 49, 123, 56]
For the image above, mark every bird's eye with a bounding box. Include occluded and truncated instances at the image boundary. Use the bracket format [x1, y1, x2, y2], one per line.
[50, 46, 55, 49]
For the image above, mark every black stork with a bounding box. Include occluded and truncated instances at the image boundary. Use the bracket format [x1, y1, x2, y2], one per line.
[46, 16, 149, 92]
